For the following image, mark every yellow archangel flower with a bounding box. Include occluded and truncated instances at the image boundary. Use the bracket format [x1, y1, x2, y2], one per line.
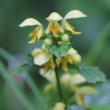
[32, 48, 52, 66]
[56, 48, 81, 71]
[46, 12, 63, 37]
[19, 18, 43, 43]
[63, 10, 87, 35]
[75, 86, 97, 106]
[61, 73, 86, 85]
[32, 48, 55, 75]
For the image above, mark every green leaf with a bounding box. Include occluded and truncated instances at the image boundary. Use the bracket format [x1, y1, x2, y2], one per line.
[11, 64, 32, 75]
[49, 44, 71, 57]
[79, 65, 106, 83]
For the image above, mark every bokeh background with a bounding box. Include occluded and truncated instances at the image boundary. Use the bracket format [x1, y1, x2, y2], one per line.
[0, 0, 110, 110]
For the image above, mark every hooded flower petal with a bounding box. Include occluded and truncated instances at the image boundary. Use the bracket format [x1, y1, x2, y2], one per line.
[32, 48, 52, 66]
[64, 10, 87, 20]
[46, 12, 63, 21]
[19, 18, 41, 27]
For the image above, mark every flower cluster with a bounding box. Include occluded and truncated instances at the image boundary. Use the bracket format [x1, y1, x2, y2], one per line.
[19, 10, 86, 75]
[44, 73, 97, 109]
[19, 10, 105, 110]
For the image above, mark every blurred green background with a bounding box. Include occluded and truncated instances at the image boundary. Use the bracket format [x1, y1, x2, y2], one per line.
[0, 0, 110, 110]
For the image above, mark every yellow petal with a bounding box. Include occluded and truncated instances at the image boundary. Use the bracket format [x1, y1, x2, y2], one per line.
[70, 74, 86, 84]
[46, 21, 63, 37]
[78, 86, 97, 94]
[34, 51, 52, 66]
[64, 10, 87, 20]
[63, 20, 81, 35]
[28, 25, 43, 43]
[39, 68, 55, 82]
[46, 12, 63, 21]
[32, 48, 52, 65]
[71, 30, 82, 35]
[19, 18, 41, 27]
[28, 36, 37, 43]
[37, 25, 43, 40]
[75, 93, 84, 106]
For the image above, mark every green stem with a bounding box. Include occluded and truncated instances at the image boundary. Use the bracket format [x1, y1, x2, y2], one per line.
[54, 56, 63, 101]
[51, 33, 63, 101]
[55, 67, 63, 101]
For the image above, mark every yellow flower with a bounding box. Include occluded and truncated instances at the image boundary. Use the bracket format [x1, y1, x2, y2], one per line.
[39, 68, 56, 83]
[68, 48, 81, 64]
[46, 12, 63, 37]
[56, 56, 73, 71]
[63, 20, 81, 35]
[75, 86, 97, 106]
[61, 73, 86, 85]
[19, 18, 43, 43]
[44, 58, 56, 73]
[28, 25, 43, 43]
[32, 48, 52, 66]
[70, 74, 86, 85]
[56, 48, 81, 71]
[32, 48, 56, 79]
[63, 10, 87, 35]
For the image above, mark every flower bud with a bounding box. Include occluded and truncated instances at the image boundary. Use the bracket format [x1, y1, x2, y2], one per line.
[53, 102, 65, 110]
[61, 34, 69, 42]
[44, 38, 52, 46]
[41, 44, 46, 50]
[68, 48, 77, 55]
[72, 54, 81, 64]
